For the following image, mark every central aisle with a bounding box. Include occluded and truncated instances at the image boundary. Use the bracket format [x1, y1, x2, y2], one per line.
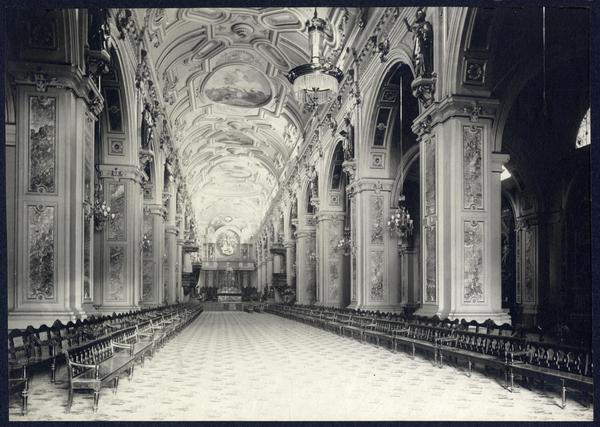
[13, 312, 593, 421]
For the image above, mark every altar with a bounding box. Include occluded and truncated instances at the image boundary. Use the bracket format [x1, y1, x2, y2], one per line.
[217, 265, 242, 302]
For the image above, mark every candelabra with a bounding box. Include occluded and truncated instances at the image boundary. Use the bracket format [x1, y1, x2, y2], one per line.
[83, 181, 116, 232]
[387, 194, 414, 255]
[335, 225, 354, 256]
[308, 251, 318, 263]
[140, 233, 152, 252]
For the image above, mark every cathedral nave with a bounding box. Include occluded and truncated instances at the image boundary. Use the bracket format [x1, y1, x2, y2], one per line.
[3, 5, 593, 423]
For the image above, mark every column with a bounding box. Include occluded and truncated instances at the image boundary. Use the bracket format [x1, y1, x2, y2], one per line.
[515, 215, 539, 326]
[284, 239, 296, 289]
[142, 204, 166, 306]
[413, 97, 511, 324]
[267, 254, 274, 289]
[295, 221, 316, 305]
[7, 74, 102, 327]
[176, 203, 185, 302]
[316, 211, 346, 307]
[351, 178, 401, 311]
[164, 183, 178, 304]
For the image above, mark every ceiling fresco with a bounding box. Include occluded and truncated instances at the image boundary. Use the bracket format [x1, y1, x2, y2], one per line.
[135, 7, 359, 237]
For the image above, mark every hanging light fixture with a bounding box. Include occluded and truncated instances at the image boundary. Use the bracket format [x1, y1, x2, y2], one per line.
[287, 8, 344, 110]
[335, 224, 354, 256]
[387, 72, 414, 255]
[388, 195, 414, 255]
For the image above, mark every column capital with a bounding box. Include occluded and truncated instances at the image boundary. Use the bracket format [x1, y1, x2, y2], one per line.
[315, 211, 346, 223]
[165, 225, 179, 236]
[348, 178, 394, 195]
[8, 60, 104, 116]
[144, 204, 167, 219]
[490, 152, 510, 173]
[412, 95, 501, 138]
[98, 164, 146, 186]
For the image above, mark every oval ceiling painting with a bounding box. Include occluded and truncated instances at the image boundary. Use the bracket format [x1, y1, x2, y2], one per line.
[204, 64, 271, 108]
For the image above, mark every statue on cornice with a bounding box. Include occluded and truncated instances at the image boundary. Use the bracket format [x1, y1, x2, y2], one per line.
[404, 8, 433, 79]
[339, 116, 355, 162]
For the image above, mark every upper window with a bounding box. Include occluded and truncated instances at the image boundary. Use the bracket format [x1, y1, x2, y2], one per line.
[576, 108, 591, 149]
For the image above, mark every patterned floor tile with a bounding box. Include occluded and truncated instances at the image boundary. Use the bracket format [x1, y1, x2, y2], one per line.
[8, 311, 594, 421]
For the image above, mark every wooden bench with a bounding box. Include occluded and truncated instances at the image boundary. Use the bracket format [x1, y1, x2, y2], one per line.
[8, 363, 28, 415]
[364, 319, 409, 349]
[508, 341, 593, 408]
[393, 323, 445, 363]
[435, 329, 522, 389]
[64, 336, 137, 412]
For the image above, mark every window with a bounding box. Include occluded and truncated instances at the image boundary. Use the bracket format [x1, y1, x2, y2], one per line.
[576, 108, 591, 149]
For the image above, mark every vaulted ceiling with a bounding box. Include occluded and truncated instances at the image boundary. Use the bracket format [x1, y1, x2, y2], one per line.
[136, 7, 360, 237]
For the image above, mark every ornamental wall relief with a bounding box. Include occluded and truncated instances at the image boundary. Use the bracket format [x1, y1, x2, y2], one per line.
[369, 250, 384, 301]
[28, 96, 56, 194]
[370, 195, 384, 245]
[463, 220, 485, 303]
[216, 230, 240, 256]
[425, 223, 436, 302]
[106, 245, 126, 302]
[463, 126, 484, 210]
[425, 136, 436, 216]
[27, 205, 55, 300]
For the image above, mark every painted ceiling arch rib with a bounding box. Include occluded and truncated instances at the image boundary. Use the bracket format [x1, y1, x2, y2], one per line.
[137, 7, 353, 236]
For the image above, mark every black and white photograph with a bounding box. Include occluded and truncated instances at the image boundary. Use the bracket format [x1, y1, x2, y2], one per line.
[1, 3, 596, 423]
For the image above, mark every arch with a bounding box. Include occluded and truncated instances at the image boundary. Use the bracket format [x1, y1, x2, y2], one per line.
[359, 50, 414, 167]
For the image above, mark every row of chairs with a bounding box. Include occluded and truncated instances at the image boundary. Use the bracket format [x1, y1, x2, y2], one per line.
[266, 304, 593, 409]
[8, 303, 203, 415]
[63, 305, 203, 412]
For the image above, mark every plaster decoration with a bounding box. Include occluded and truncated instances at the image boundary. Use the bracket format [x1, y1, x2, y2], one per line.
[329, 193, 341, 206]
[464, 59, 486, 85]
[524, 228, 535, 303]
[425, 223, 436, 302]
[370, 195, 384, 245]
[371, 152, 385, 169]
[203, 64, 271, 108]
[142, 259, 154, 301]
[107, 246, 126, 302]
[255, 42, 290, 70]
[351, 254, 357, 300]
[109, 138, 125, 156]
[329, 261, 340, 300]
[104, 87, 123, 132]
[27, 205, 55, 300]
[27, 17, 57, 49]
[83, 214, 92, 302]
[28, 96, 56, 194]
[411, 77, 436, 109]
[463, 220, 485, 304]
[373, 107, 391, 146]
[217, 230, 240, 256]
[369, 250, 385, 301]
[107, 183, 126, 241]
[424, 136, 436, 215]
[463, 126, 484, 210]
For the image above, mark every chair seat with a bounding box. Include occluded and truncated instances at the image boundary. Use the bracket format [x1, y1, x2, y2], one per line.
[510, 362, 594, 388]
[73, 354, 133, 383]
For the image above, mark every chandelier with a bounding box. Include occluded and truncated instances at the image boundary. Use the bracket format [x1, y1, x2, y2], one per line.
[287, 9, 344, 110]
[387, 195, 414, 255]
[140, 233, 152, 252]
[335, 225, 354, 256]
[84, 180, 116, 232]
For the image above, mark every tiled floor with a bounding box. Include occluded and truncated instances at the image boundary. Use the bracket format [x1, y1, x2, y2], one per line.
[9, 312, 593, 421]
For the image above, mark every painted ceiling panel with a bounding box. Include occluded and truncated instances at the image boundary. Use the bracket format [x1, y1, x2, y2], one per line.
[137, 7, 355, 235]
